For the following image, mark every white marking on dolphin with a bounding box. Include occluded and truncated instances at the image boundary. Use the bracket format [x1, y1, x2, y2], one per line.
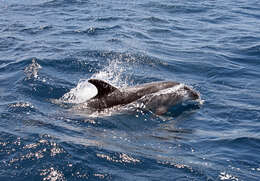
[77, 79, 201, 115]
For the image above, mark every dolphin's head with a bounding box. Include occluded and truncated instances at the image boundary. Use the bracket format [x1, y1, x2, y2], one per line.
[184, 86, 200, 100]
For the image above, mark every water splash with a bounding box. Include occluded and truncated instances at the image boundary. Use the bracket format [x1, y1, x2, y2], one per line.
[24, 58, 42, 80]
[60, 57, 131, 104]
[91, 58, 131, 88]
[219, 172, 239, 181]
[60, 79, 97, 104]
[40, 167, 66, 181]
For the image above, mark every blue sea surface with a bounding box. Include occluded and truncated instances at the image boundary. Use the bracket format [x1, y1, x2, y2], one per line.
[1, 0, 260, 180]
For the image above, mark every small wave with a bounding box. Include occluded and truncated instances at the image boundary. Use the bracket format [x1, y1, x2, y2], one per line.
[96, 152, 140, 164]
[142, 16, 169, 24]
[148, 28, 172, 34]
[95, 16, 121, 22]
[140, 2, 208, 15]
[39, 0, 88, 8]
[8, 102, 36, 113]
[0, 36, 22, 51]
[241, 44, 260, 56]
[38, 56, 98, 74]
[130, 30, 151, 40]
[73, 25, 122, 36]
[20, 25, 53, 36]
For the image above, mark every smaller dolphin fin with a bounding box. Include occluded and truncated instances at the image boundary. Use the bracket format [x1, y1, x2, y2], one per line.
[88, 79, 119, 98]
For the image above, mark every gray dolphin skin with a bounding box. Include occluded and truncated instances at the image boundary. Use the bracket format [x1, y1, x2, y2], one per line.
[83, 79, 200, 115]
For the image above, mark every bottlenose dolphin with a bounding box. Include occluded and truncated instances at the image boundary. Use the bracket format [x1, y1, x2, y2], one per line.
[78, 79, 200, 115]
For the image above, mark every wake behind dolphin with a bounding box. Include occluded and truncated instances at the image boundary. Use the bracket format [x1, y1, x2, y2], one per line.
[72, 79, 201, 115]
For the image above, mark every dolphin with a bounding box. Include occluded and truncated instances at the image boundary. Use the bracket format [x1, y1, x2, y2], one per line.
[78, 79, 200, 115]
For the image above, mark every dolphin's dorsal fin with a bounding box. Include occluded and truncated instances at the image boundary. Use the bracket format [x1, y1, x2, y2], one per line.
[88, 79, 119, 98]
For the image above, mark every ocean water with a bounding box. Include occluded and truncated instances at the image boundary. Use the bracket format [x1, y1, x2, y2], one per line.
[1, 0, 260, 180]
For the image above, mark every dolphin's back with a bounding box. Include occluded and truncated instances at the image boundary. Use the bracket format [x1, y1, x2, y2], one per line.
[127, 81, 180, 98]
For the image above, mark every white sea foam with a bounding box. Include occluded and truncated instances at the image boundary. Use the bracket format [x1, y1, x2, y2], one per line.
[60, 80, 97, 104]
